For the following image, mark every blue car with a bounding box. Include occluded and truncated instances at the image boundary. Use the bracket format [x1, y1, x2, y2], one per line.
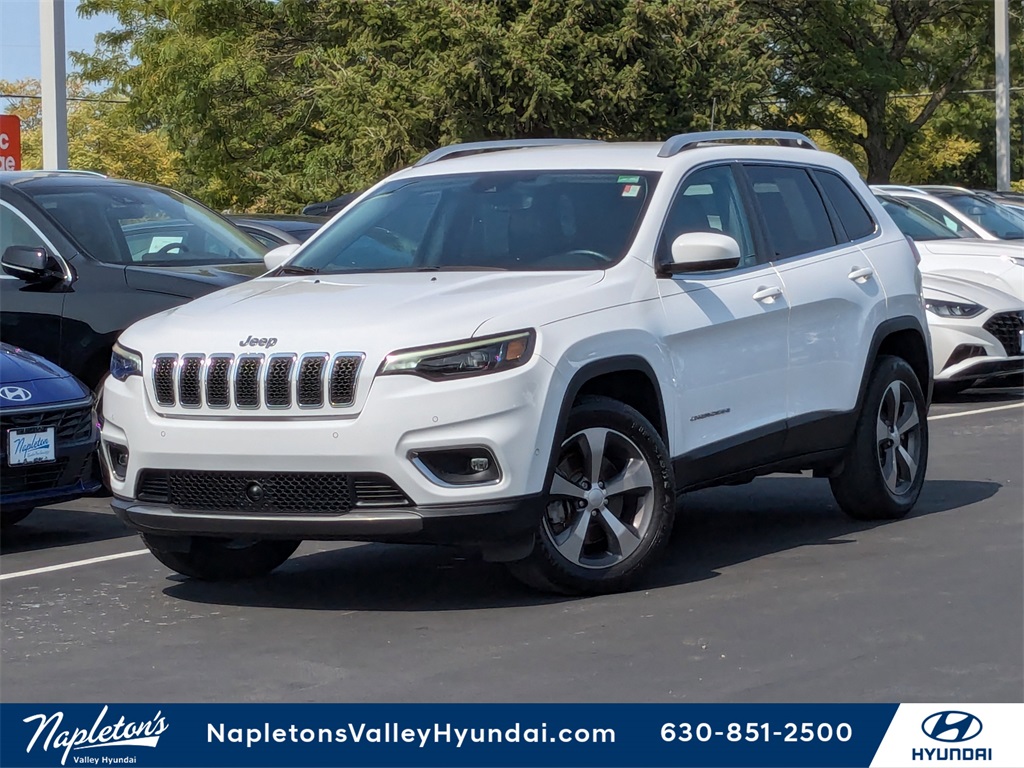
[1, 343, 102, 527]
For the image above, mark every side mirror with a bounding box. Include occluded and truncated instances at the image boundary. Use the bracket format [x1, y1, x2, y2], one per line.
[2, 246, 64, 283]
[663, 232, 741, 274]
[264, 243, 300, 272]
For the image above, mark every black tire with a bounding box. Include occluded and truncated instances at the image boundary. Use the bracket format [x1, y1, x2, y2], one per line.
[142, 534, 300, 580]
[1, 508, 34, 528]
[830, 355, 928, 520]
[507, 396, 675, 595]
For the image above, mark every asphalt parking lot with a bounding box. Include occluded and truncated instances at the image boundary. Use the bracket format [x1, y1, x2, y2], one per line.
[1, 389, 1021, 704]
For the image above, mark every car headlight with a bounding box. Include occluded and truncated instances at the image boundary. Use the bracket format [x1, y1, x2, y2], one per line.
[380, 330, 534, 380]
[924, 299, 985, 318]
[110, 342, 143, 381]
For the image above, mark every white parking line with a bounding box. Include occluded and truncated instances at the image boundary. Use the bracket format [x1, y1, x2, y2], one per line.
[0, 549, 149, 582]
[930, 402, 1024, 421]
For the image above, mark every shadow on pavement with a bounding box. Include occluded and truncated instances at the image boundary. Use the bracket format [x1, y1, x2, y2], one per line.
[0, 504, 133, 555]
[934, 384, 1023, 405]
[162, 476, 1000, 612]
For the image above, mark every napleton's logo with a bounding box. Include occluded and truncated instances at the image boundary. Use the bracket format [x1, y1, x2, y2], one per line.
[23, 706, 168, 765]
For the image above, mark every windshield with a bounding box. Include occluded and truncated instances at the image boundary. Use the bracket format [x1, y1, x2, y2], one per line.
[939, 193, 1024, 240]
[286, 171, 658, 274]
[26, 183, 266, 265]
[878, 197, 961, 241]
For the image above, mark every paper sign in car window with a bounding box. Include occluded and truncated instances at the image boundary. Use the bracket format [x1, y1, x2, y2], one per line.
[149, 236, 185, 252]
[622, 184, 641, 198]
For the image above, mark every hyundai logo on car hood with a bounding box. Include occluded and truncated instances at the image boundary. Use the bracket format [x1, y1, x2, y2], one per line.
[0, 386, 32, 402]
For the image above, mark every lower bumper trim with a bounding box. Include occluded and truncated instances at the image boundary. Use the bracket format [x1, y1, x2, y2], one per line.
[936, 356, 1024, 382]
[111, 494, 544, 545]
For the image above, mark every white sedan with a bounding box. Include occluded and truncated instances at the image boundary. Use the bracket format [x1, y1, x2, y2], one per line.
[923, 273, 1024, 395]
[877, 193, 1024, 301]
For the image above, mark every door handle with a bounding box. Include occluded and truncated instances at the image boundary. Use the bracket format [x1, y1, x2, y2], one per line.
[848, 266, 874, 282]
[752, 285, 783, 302]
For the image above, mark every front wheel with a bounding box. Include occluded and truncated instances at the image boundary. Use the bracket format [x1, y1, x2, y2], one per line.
[507, 396, 675, 594]
[830, 355, 928, 520]
[142, 534, 300, 580]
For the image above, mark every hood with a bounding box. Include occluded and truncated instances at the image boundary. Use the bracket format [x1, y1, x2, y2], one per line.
[0, 343, 90, 408]
[121, 270, 607, 358]
[918, 238, 1024, 261]
[921, 273, 1023, 313]
[124, 261, 267, 299]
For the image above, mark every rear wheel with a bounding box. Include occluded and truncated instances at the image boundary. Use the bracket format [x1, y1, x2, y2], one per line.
[830, 355, 928, 520]
[142, 534, 300, 580]
[507, 396, 675, 594]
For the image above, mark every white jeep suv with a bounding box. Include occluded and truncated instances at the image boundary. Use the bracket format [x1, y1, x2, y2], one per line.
[102, 131, 932, 594]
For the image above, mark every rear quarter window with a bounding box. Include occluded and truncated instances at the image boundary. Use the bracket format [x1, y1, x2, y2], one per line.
[813, 171, 876, 241]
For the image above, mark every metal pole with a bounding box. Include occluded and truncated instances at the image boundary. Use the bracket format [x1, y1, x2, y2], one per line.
[40, 0, 69, 170]
[995, 0, 1010, 190]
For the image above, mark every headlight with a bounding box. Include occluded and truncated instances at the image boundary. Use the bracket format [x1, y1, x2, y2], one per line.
[110, 342, 143, 381]
[924, 299, 985, 318]
[380, 330, 534, 380]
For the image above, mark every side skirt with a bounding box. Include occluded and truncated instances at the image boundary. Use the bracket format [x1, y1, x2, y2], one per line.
[672, 410, 855, 492]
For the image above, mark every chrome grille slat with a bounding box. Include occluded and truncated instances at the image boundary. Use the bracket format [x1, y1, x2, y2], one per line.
[179, 355, 204, 407]
[297, 354, 328, 407]
[153, 355, 178, 407]
[234, 355, 264, 408]
[206, 355, 233, 408]
[329, 354, 363, 406]
[266, 354, 296, 408]
[150, 351, 362, 411]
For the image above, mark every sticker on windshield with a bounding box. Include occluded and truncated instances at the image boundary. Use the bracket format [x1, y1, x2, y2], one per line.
[621, 184, 641, 198]
[617, 175, 641, 184]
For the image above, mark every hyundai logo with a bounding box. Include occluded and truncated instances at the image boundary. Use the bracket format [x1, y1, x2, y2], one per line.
[921, 711, 983, 743]
[0, 386, 32, 402]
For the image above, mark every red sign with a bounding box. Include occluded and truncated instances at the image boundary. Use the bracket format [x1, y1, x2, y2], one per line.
[0, 115, 22, 171]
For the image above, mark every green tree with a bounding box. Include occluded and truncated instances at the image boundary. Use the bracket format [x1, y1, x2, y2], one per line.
[1, 78, 181, 186]
[751, 0, 994, 183]
[77, 0, 776, 211]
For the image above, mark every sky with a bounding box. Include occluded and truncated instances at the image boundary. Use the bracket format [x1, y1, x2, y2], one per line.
[1, 0, 116, 84]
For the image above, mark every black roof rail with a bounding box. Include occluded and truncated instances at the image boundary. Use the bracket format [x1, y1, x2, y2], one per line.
[658, 130, 818, 158]
[414, 139, 604, 167]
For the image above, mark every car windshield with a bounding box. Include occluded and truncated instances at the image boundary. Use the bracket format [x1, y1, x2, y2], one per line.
[25, 183, 266, 265]
[938, 193, 1024, 240]
[286, 171, 658, 274]
[878, 197, 961, 241]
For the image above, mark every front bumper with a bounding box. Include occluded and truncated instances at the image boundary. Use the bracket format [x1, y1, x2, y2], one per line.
[1, 430, 102, 513]
[111, 493, 543, 548]
[935, 355, 1024, 382]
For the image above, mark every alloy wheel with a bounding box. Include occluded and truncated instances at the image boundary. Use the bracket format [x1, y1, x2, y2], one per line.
[875, 380, 922, 495]
[543, 426, 656, 569]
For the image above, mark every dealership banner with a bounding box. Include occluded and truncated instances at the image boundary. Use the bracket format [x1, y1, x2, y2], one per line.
[1, 703, 1020, 768]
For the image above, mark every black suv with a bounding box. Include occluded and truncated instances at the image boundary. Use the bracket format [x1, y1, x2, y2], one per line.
[0, 172, 267, 389]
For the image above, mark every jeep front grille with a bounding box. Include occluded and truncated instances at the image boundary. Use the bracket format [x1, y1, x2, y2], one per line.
[151, 352, 363, 410]
[135, 469, 410, 513]
[984, 311, 1024, 357]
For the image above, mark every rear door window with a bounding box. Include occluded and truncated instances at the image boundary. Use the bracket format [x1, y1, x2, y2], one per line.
[745, 165, 838, 259]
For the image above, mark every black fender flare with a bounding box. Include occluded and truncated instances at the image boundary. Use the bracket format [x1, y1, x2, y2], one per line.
[544, 355, 669, 487]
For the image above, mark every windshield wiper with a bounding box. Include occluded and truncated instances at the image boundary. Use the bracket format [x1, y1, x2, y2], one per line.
[276, 265, 319, 275]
